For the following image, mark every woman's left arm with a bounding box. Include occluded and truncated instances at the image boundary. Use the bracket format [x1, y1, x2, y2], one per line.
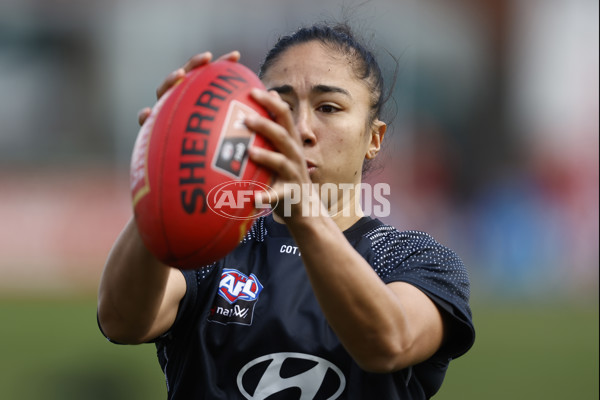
[246, 88, 445, 373]
[286, 214, 445, 373]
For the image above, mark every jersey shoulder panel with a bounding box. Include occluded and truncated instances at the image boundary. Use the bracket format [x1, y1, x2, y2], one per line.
[240, 216, 269, 243]
[363, 223, 470, 301]
[361, 221, 475, 359]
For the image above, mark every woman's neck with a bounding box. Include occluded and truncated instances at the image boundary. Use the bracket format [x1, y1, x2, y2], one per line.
[272, 182, 365, 231]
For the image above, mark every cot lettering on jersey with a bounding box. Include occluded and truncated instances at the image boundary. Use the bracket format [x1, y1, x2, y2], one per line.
[280, 244, 301, 256]
[208, 268, 263, 326]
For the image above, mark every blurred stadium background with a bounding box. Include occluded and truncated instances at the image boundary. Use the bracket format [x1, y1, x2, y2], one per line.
[0, 0, 597, 399]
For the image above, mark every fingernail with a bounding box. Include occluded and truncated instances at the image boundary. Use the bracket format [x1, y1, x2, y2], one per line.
[174, 68, 185, 77]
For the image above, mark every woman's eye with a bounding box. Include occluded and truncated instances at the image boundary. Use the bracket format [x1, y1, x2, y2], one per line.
[318, 104, 338, 113]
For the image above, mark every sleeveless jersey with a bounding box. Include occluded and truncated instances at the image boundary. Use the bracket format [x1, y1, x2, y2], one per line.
[154, 215, 475, 399]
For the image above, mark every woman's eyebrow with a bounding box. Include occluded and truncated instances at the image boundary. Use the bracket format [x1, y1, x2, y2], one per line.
[268, 84, 294, 94]
[313, 84, 351, 97]
[268, 84, 351, 97]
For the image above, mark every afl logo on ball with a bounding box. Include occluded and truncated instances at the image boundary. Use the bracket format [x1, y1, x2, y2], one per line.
[213, 100, 259, 178]
[206, 180, 277, 220]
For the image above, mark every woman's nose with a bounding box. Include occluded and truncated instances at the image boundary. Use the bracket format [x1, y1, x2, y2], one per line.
[295, 109, 317, 146]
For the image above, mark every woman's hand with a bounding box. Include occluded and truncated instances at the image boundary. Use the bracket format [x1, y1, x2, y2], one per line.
[245, 89, 321, 222]
[137, 51, 241, 126]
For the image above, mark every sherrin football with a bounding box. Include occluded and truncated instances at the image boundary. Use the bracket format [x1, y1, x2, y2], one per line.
[130, 60, 274, 269]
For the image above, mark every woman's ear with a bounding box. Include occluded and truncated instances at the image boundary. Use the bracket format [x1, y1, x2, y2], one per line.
[365, 119, 387, 159]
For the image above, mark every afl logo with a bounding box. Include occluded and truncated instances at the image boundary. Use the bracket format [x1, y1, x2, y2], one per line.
[236, 352, 346, 399]
[218, 268, 263, 304]
[207, 180, 277, 220]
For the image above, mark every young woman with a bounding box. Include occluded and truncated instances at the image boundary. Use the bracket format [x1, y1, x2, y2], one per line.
[98, 23, 475, 399]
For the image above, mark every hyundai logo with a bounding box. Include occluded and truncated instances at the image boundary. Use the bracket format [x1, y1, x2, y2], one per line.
[237, 352, 346, 399]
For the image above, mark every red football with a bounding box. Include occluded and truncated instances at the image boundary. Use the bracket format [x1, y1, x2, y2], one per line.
[130, 60, 274, 269]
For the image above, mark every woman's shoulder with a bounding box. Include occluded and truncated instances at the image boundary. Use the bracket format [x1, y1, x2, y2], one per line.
[347, 217, 443, 253]
[349, 218, 465, 279]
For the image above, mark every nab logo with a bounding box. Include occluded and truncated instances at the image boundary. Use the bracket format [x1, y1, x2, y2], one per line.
[209, 268, 263, 326]
[218, 268, 263, 303]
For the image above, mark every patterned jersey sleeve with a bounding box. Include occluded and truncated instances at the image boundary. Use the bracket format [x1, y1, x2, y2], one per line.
[364, 224, 475, 360]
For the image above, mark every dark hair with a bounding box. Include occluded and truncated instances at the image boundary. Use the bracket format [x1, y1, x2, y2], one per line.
[259, 23, 386, 124]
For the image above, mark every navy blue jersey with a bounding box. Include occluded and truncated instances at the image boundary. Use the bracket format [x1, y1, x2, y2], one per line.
[154, 215, 475, 399]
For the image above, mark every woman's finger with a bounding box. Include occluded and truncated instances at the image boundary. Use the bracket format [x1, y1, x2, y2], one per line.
[248, 145, 306, 185]
[250, 89, 298, 142]
[155, 52, 213, 100]
[245, 114, 302, 164]
[156, 51, 239, 100]
[137, 107, 152, 126]
[156, 68, 185, 100]
[215, 50, 241, 63]
[182, 52, 213, 73]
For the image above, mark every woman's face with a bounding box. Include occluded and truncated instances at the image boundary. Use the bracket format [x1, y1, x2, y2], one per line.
[260, 41, 385, 187]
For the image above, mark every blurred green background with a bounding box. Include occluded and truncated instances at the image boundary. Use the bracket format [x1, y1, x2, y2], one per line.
[1, 296, 597, 399]
[0, 0, 597, 399]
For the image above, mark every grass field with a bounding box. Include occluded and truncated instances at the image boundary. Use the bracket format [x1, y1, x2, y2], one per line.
[0, 295, 597, 400]
[437, 300, 599, 400]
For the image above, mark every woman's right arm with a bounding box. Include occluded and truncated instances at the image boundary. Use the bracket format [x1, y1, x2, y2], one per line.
[97, 51, 241, 344]
[97, 217, 186, 344]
